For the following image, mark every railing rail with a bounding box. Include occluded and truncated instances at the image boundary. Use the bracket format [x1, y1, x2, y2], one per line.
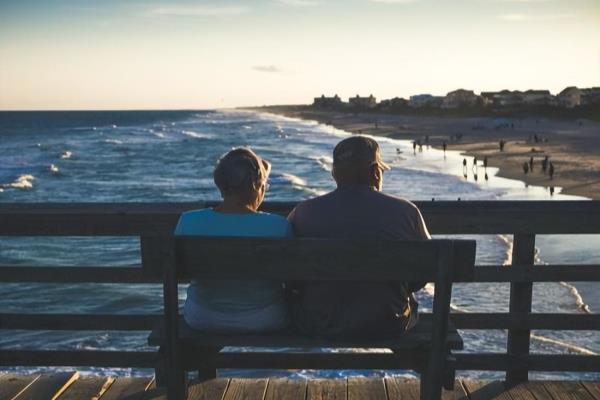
[1, 201, 600, 381]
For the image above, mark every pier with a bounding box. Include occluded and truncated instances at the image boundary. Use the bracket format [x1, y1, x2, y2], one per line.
[3, 373, 600, 400]
[1, 201, 599, 399]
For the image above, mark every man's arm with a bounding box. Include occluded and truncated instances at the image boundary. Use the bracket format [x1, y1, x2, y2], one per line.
[408, 206, 431, 292]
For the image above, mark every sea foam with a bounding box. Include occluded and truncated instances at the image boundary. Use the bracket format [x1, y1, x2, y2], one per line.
[4, 174, 35, 189]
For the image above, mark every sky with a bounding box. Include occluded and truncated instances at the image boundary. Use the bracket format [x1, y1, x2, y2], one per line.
[0, 0, 599, 110]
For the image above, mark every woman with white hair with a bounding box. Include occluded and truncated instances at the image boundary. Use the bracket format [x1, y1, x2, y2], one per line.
[174, 148, 290, 332]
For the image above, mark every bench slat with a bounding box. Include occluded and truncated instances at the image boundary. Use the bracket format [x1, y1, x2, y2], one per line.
[148, 315, 463, 350]
[142, 237, 475, 281]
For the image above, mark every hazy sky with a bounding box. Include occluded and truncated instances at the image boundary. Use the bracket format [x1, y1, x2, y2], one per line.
[1, 0, 599, 110]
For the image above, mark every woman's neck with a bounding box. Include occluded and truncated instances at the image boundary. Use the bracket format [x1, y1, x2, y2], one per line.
[214, 198, 257, 214]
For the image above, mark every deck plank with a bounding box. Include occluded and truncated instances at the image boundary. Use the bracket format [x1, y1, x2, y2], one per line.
[502, 382, 537, 400]
[543, 381, 594, 400]
[348, 377, 386, 400]
[519, 382, 553, 400]
[307, 379, 347, 400]
[264, 378, 306, 400]
[12, 372, 79, 400]
[581, 382, 600, 400]
[137, 378, 166, 400]
[0, 373, 40, 400]
[222, 378, 268, 400]
[384, 378, 419, 400]
[187, 378, 229, 400]
[462, 380, 512, 400]
[57, 376, 112, 400]
[98, 377, 152, 400]
[442, 381, 469, 400]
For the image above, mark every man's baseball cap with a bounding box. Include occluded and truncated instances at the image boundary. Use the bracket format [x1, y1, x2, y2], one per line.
[333, 136, 390, 170]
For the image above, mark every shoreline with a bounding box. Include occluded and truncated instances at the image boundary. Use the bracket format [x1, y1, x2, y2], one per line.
[249, 107, 600, 199]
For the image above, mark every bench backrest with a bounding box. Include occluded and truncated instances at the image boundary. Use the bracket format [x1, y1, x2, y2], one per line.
[141, 237, 476, 282]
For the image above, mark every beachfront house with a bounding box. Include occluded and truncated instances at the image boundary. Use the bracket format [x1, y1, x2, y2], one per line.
[558, 87, 582, 108]
[313, 94, 343, 109]
[522, 90, 554, 106]
[409, 94, 443, 108]
[480, 90, 524, 107]
[378, 97, 409, 111]
[348, 94, 377, 109]
[581, 87, 600, 105]
[442, 89, 479, 109]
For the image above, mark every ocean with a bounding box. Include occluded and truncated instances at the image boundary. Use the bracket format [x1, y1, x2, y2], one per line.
[0, 109, 598, 380]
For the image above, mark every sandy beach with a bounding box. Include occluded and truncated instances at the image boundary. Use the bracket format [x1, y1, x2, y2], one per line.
[255, 107, 600, 199]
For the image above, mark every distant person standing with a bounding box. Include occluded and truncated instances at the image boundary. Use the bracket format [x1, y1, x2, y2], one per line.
[412, 141, 417, 154]
[549, 162, 555, 179]
[523, 162, 529, 174]
[542, 156, 549, 173]
[529, 156, 534, 172]
[550, 186, 555, 196]
[442, 141, 447, 154]
[462, 158, 467, 178]
[483, 156, 488, 169]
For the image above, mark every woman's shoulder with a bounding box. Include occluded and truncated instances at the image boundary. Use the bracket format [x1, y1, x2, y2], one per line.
[179, 208, 215, 221]
[255, 211, 290, 225]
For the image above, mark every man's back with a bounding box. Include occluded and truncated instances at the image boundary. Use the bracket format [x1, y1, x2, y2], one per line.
[288, 186, 430, 338]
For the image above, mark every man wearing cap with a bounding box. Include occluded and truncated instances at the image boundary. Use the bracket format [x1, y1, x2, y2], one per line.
[287, 136, 430, 339]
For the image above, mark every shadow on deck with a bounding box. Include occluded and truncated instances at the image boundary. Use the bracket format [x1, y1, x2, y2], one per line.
[2, 372, 600, 400]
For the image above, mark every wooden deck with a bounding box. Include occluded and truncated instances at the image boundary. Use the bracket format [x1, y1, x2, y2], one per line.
[1, 373, 600, 400]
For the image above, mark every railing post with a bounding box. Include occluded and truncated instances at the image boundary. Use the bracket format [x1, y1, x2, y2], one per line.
[506, 233, 536, 383]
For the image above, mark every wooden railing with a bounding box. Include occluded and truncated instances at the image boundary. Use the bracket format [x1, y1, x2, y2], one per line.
[1, 201, 599, 382]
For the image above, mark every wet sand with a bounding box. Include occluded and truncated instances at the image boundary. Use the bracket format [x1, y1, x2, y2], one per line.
[255, 107, 600, 199]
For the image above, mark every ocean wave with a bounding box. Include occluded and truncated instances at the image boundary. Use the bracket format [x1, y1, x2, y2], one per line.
[104, 139, 123, 145]
[531, 333, 597, 355]
[559, 281, 592, 313]
[311, 155, 333, 172]
[270, 173, 307, 187]
[181, 130, 213, 139]
[2, 174, 35, 190]
[61, 151, 72, 159]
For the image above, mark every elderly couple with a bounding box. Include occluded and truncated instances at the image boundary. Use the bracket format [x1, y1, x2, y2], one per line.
[175, 136, 430, 339]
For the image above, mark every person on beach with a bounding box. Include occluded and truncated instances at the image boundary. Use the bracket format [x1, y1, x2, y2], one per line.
[542, 156, 549, 173]
[499, 140, 505, 152]
[462, 158, 468, 178]
[483, 156, 488, 169]
[529, 156, 534, 172]
[442, 141, 447, 154]
[523, 162, 529, 174]
[175, 148, 291, 332]
[549, 162, 555, 180]
[287, 136, 430, 339]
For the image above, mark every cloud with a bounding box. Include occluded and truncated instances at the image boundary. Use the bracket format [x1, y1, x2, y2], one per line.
[368, 0, 418, 3]
[499, 13, 576, 21]
[252, 65, 283, 73]
[274, 0, 319, 5]
[149, 5, 248, 17]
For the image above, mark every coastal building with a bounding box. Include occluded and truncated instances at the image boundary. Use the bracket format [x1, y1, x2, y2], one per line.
[442, 89, 479, 108]
[480, 90, 524, 107]
[522, 90, 554, 106]
[409, 94, 444, 108]
[557, 87, 582, 108]
[581, 87, 600, 105]
[313, 94, 343, 109]
[378, 97, 409, 110]
[349, 94, 377, 109]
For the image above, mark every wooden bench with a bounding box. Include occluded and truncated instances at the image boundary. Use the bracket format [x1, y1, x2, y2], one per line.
[143, 237, 476, 400]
